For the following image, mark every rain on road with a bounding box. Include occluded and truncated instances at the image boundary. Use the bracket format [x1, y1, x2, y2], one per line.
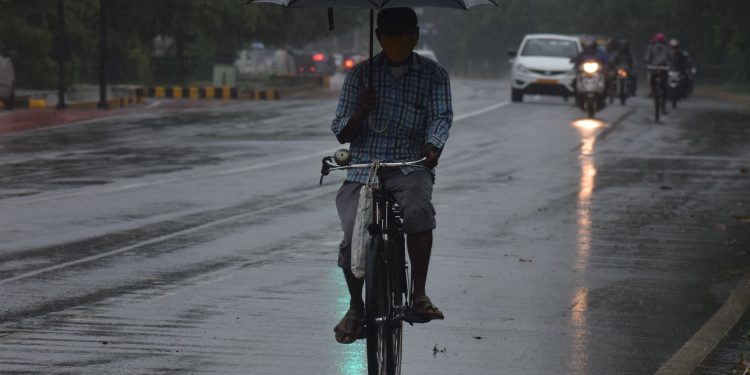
[1, 78, 749, 374]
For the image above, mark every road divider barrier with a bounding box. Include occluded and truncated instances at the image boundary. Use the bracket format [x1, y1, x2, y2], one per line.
[136, 86, 280, 101]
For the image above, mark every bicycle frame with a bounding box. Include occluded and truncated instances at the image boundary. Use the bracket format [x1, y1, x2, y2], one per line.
[321, 155, 425, 375]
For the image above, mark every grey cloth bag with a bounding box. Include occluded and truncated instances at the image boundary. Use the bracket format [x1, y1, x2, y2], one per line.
[350, 163, 379, 280]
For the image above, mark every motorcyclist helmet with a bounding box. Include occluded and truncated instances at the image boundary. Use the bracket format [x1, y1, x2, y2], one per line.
[651, 32, 666, 43]
[618, 39, 630, 52]
[581, 37, 597, 54]
[669, 38, 680, 48]
[606, 39, 619, 53]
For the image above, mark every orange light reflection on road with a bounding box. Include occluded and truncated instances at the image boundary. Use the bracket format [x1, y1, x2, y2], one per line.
[567, 118, 605, 374]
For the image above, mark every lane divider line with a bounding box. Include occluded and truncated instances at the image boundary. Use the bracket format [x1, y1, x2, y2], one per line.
[4, 101, 510, 208]
[0, 185, 341, 285]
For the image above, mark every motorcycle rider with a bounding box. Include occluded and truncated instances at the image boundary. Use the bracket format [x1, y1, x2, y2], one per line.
[613, 39, 637, 95]
[574, 37, 609, 66]
[573, 37, 609, 108]
[645, 32, 671, 113]
[669, 39, 688, 99]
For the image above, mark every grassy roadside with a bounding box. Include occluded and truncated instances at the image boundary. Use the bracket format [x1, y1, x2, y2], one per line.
[695, 85, 750, 110]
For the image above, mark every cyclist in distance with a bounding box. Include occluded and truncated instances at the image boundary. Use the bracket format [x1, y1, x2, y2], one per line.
[331, 7, 451, 344]
[645, 32, 671, 113]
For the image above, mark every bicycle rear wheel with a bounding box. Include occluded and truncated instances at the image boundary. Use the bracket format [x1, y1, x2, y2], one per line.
[365, 235, 403, 375]
[654, 89, 661, 122]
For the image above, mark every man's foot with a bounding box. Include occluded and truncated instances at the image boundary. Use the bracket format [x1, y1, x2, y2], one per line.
[405, 295, 445, 324]
[333, 309, 365, 344]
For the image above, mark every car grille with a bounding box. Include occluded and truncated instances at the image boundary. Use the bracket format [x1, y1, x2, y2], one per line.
[530, 69, 568, 76]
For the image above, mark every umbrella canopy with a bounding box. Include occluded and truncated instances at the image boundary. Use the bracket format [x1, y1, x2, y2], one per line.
[249, 0, 498, 86]
[248, 0, 498, 10]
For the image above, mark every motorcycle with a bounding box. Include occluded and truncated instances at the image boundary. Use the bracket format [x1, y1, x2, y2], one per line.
[614, 65, 631, 105]
[575, 60, 606, 118]
[667, 69, 682, 109]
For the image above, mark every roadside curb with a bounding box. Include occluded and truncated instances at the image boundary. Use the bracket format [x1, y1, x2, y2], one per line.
[9, 96, 144, 110]
[656, 273, 750, 374]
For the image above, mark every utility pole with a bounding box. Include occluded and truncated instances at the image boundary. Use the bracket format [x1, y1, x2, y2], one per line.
[56, 0, 67, 109]
[97, 0, 108, 109]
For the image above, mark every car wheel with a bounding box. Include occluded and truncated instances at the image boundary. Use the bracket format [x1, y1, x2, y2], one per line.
[511, 88, 523, 103]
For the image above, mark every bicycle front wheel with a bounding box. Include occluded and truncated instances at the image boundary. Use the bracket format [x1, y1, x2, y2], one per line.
[365, 235, 403, 375]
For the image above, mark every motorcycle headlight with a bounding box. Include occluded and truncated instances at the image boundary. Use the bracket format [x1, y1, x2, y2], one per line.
[515, 63, 530, 74]
[581, 62, 600, 74]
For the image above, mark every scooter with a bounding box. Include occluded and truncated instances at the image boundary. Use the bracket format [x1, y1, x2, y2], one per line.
[667, 69, 682, 109]
[576, 60, 606, 118]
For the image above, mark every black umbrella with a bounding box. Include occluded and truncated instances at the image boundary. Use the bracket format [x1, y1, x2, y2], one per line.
[248, 0, 498, 86]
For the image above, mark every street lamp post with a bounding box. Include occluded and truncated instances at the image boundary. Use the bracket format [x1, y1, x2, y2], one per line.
[56, 0, 67, 110]
[97, 0, 108, 110]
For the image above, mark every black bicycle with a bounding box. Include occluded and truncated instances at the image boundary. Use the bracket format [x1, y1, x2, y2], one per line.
[648, 65, 669, 122]
[321, 150, 425, 375]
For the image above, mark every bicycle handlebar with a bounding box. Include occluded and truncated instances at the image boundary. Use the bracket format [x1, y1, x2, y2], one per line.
[647, 65, 669, 71]
[319, 155, 427, 185]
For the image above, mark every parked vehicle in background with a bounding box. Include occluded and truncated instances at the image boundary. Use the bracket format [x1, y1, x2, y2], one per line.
[234, 48, 295, 76]
[292, 51, 337, 76]
[0, 53, 15, 110]
[508, 34, 581, 103]
[340, 52, 366, 72]
[414, 48, 438, 63]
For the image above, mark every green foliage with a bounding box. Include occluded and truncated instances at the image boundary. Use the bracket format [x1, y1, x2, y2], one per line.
[0, 0, 364, 88]
[1, 0, 748, 87]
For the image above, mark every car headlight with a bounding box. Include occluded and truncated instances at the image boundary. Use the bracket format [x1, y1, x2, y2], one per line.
[515, 64, 530, 74]
[581, 61, 600, 74]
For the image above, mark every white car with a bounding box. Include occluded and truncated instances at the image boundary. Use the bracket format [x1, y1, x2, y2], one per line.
[0, 54, 14, 109]
[508, 34, 581, 103]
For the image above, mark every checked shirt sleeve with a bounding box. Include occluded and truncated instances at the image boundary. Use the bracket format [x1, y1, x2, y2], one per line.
[331, 67, 363, 137]
[425, 68, 453, 149]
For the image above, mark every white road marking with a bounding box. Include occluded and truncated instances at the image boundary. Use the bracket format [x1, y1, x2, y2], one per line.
[0, 100, 511, 283]
[0, 185, 340, 285]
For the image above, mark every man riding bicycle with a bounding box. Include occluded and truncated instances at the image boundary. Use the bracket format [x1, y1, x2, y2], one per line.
[331, 7, 451, 344]
[645, 32, 671, 114]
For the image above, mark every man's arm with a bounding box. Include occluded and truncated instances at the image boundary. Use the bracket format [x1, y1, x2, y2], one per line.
[332, 68, 376, 144]
[423, 68, 453, 168]
[336, 89, 376, 144]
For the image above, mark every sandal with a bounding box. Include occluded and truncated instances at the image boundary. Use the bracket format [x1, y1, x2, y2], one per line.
[406, 295, 445, 324]
[333, 309, 365, 344]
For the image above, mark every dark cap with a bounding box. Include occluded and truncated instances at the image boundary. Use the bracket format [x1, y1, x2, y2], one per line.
[377, 8, 418, 35]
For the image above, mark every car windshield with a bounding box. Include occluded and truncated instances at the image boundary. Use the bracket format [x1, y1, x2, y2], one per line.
[521, 39, 579, 58]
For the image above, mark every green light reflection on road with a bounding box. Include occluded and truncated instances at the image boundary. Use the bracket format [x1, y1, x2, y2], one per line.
[330, 267, 367, 375]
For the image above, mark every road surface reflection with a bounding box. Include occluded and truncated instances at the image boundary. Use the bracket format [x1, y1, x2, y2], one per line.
[568, 118, 606, 374]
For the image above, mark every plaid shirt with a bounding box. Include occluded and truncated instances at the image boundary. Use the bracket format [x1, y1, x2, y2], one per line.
[331, 53, 453, 184]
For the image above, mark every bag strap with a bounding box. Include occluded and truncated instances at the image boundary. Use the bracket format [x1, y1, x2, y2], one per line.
[366, 160, 380, 188]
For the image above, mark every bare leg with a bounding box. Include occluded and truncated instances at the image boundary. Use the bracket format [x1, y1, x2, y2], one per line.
[407, 230, 432, 298]
[342, 268, 364, 312]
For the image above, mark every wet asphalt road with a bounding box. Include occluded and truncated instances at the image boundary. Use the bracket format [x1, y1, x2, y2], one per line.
[1, 77, 749, 374]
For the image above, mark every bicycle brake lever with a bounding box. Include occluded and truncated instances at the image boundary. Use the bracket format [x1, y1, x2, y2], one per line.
[320, 156, 334, 185]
